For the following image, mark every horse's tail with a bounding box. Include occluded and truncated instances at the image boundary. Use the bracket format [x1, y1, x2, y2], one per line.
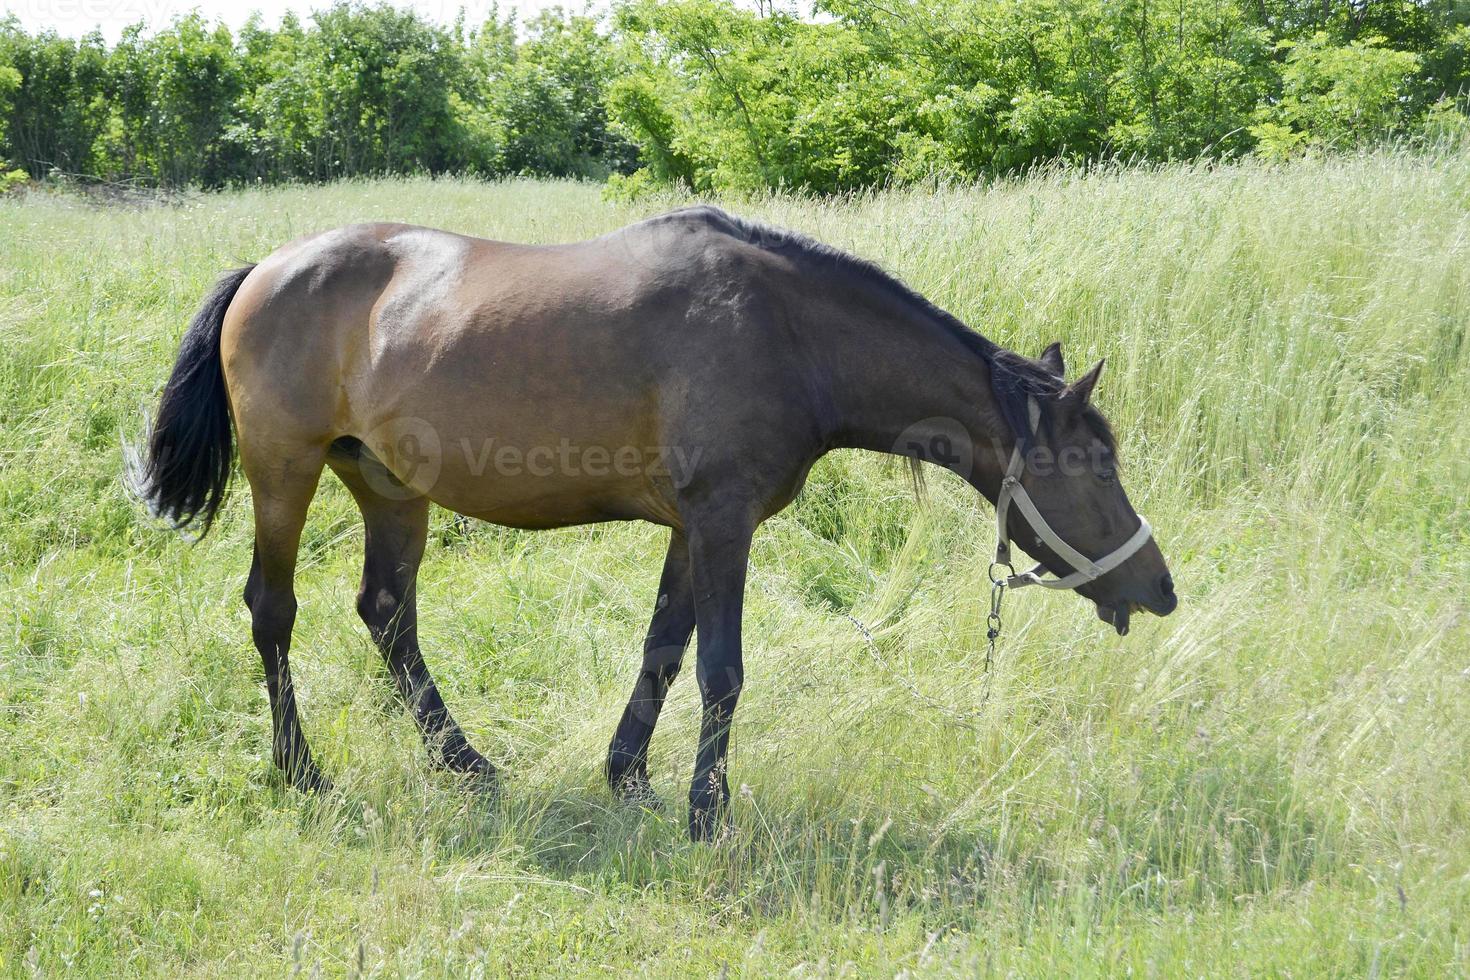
[127, 265, 256, 537]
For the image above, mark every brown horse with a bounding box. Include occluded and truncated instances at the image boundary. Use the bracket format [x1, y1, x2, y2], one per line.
[133, 206, 1176, 840]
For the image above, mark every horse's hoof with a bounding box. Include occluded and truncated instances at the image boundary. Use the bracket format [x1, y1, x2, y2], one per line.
[287, 765, 333, 796]
[687, 801, 729, 842]
[612, 776, 663, 812]
[436, 744, 498, 789]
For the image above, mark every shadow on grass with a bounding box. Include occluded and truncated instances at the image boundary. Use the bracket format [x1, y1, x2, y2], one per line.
[294, 727, 1339, 936]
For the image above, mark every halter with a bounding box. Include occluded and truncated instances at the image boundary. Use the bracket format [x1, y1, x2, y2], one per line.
[991, 397, 1154, 591]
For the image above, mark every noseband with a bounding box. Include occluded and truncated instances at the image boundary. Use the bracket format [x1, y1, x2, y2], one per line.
[992, 398, 1154, 591]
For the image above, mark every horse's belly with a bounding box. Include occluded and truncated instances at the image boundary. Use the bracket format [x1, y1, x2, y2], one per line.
[429, 468, 677, 529]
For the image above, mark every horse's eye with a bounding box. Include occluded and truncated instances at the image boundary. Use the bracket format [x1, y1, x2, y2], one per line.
[1099, 468, 1116, 483]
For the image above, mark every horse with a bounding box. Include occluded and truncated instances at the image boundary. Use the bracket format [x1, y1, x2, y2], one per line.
[132, 205, 1177, 840]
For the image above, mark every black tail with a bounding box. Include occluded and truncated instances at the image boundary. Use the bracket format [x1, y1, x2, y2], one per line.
[128, 265, 256, 537]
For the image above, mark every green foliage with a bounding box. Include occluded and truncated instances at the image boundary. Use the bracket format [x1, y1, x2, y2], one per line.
[0, 1, 1469, 190]
[1265, 33, 1423, 148]
[610, 0, 912, 192]
[1420, 93, 1470, 141]
[462, 11, 634, 178]
[100, 16, 243, 186]
[1249, 119, 1309, 161]
[0, 63, 16, 142]
[609, 0, 1463, 190]
[302, 4, 465, 178]
[0, 3, 631, 188]
[0, 62, 17, 185]
[1102, 0, 1274, 158]
[0, 19, 107, 178]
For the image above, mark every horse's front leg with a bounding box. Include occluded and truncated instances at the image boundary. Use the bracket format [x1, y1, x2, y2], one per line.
[682, 503, 757, 841]
[606, 529, 696, 807]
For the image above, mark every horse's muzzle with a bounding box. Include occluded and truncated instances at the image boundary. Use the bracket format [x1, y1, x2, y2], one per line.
[1150, 573, 1178, 615]
[1097, 573, 1178, 636]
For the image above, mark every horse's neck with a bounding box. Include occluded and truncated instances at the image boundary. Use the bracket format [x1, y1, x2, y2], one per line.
[816, 289, 1013, 495]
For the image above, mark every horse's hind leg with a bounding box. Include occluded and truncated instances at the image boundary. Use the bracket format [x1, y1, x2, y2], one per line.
[242, 447, 329, 792]
[606, 529, 696, 807]
[327, 445, 492, 779]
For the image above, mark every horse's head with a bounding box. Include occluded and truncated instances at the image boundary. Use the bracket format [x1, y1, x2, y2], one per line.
[990, 342, 1176, 635]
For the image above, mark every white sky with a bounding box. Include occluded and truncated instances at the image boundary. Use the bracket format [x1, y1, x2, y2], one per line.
[1, 0, 604, 42]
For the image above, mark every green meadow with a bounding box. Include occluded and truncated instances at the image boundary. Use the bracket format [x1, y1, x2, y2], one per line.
[1, 149, 1468, 975]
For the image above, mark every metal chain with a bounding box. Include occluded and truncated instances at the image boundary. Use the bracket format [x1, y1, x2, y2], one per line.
[846, 559, 1013, 717]
[981, 561, 1013, 706]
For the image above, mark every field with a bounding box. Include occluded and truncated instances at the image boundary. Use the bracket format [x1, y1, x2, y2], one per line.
[2, 150, 1468, 975]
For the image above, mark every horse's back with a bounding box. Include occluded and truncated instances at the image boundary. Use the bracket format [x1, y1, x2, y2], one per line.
[225, 213, 782, 377]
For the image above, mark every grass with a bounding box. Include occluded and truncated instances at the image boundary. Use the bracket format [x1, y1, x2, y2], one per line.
[1, 148, 1468, 975]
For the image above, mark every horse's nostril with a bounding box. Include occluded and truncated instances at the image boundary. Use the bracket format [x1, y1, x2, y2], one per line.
[1159, 573, 1175, 599]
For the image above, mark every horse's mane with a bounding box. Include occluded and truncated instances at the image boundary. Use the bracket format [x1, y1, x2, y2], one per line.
[652, 205, 1116, 453]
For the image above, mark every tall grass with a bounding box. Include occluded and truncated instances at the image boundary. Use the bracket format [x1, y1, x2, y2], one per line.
[1, 149, 1467, 975]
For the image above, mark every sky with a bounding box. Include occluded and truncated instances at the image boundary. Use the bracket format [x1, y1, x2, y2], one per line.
[0, 0, 604, 42]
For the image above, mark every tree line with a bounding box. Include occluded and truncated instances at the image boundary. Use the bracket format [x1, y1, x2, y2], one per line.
[1, 0, 1467, 195]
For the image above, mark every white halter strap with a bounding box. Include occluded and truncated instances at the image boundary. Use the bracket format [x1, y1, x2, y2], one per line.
[994, 398, 1153, 591]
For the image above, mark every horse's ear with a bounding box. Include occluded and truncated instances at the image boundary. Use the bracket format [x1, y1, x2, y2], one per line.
[1039, 341, 1065, 377]
[1060, 359, 1104, 409]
